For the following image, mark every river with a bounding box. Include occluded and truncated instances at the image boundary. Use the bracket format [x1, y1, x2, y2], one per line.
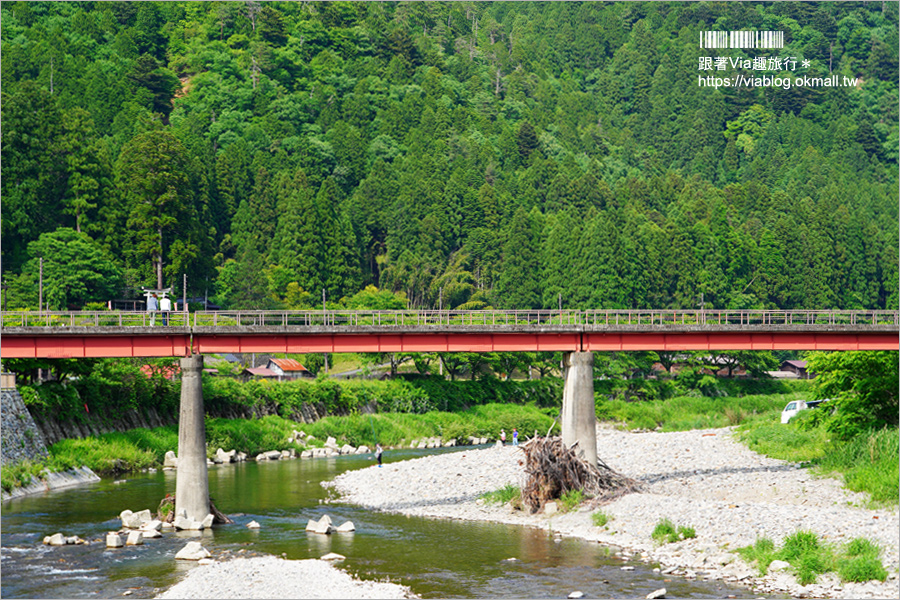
[1, 447, 774, 598]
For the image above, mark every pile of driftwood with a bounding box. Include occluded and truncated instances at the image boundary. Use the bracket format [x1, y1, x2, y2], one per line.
[520, 436, 642, 513]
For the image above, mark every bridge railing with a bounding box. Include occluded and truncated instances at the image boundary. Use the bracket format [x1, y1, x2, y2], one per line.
[190, 309, 584, 327]
[2, 309, 897, 329]
[0, 311, 193, 328]
[583, 309, 900, 326]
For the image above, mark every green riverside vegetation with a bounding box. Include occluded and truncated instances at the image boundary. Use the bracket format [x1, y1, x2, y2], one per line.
[738, 531, 889, 585]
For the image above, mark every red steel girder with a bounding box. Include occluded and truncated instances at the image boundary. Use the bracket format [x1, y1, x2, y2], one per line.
[583, 332, 899, 351]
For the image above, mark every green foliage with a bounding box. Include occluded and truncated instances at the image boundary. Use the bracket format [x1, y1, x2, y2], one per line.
[595, 389, 795, 432]
[805, 351, 899, 439]
[4, 2, 895, 311]
[651, 518, 695, 545]
[591, 510, 611, 527]
[739, 533, 888, 585]
[480, 484, 521, 506]
[558, 488, 585, 512]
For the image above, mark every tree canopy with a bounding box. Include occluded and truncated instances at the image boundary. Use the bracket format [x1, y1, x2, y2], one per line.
[1, 2, 896, 312]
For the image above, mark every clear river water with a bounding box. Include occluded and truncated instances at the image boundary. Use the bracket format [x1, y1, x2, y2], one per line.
[1, 447, 776, 599]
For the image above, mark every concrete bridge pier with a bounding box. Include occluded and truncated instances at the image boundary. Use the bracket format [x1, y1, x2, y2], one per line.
[561, 351, 597, 467]
[175, 354, 210, 522]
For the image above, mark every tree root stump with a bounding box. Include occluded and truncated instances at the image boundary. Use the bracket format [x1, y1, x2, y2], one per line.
[520, 436, 643, 513]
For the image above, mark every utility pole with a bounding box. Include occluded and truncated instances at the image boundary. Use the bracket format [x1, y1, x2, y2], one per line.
[39, 258, 43, 316]
[184, 274, 188, 316]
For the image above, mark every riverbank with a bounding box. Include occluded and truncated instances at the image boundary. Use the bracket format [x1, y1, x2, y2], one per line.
[330, 426, 900, 600]
[154, 555, 415, 599]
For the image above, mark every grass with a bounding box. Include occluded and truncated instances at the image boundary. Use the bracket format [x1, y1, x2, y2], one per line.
[650, 518, 697, 544]
[595, 391, 797, 432]
[591, 510, 612, 527]
[738, 532, 887, 585]
[479, 484, 521, 506]
[558, 488, 585, 512]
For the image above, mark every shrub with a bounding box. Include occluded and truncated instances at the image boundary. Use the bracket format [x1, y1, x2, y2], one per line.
[558, 488, 585, 512]
[591, 510, 611, 527]
[651, 518, 696, 544]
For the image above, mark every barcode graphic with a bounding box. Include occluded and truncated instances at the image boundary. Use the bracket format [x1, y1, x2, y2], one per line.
[700, 31, 784, 49]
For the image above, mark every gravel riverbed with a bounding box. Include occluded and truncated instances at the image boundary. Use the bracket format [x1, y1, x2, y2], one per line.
[155, 555, 415, 599]
[331, 426, 900, 600]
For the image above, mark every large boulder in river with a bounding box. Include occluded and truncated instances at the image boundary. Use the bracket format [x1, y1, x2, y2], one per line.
[306, 515, 333, 534]
[336, 521, 355, 532]
[175, 541, 211, 561]
[44, 533, 66, 546]
[106, 533, 124, 548]
[120, 509, 152, 529]
[163, 451, 178, 468]
[126, 531, 143, 546]
[340, 444, 356, 455]
[324, 436, 338, 449]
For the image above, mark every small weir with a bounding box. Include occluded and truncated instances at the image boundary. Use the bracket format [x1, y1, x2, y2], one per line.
[1, 448, 775, 599]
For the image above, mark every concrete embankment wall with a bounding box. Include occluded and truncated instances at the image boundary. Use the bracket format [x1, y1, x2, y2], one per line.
[32, 405, 177, 447]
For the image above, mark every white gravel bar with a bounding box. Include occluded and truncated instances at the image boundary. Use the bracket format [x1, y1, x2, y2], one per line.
[155, 555, 414, 599]
[331, 426, 900, 600]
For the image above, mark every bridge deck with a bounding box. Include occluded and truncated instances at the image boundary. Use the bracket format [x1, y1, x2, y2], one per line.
[2, 310, 897, 358]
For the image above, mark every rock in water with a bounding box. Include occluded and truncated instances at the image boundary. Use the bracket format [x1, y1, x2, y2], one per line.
[126, 531, 143, 546]
[646, 589, 667, 600]
[320, 552, 345, 561]
[175, 541, 211, 561]
[568, 592, 585, 599]
[45, 533, 66, 546]
[247, 521, 261, 529]
[336, 521, 355, 532]
[106, 533, 124, 548]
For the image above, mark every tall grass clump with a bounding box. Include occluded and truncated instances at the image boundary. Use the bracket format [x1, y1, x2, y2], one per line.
[479, 485, 521, 506]
[651, 518, 696, 544]
[558, 488, 585, 512]
[591, 510, 612, 527]
[818, 428, 899, 505]
[738, 533, 887, 585]
[838, 538, 888, 583]
[50, 436, 158, 475]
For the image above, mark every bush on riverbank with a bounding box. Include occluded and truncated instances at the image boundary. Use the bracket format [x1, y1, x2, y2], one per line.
[203, 375, 562, 417]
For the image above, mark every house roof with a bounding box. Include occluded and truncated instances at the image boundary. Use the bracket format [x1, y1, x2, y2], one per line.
[244, 367, 277, 377]
[782, 360, 808, 368]
[268, 358, 309, 372]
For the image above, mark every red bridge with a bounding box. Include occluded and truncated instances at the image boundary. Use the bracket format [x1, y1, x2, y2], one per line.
[2, 309, 897, 358]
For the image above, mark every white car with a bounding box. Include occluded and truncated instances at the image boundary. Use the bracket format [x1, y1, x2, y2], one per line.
[781, 399, 827, 424]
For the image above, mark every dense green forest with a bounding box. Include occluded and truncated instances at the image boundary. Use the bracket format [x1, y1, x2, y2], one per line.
[2, 1, 898, 312]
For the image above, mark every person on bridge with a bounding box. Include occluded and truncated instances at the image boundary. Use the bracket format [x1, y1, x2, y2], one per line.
[159, 295, 172, 326]
[147, 294, 159, 326]
[376, 443, 383, 467]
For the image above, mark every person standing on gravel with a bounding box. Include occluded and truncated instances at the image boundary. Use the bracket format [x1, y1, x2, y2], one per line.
[376, 443, 383, 467]
[512, 428, 518, 446]
[500, 429, 506, 445]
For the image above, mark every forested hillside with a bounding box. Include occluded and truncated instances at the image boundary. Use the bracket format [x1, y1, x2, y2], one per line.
[2, 1, 897, 312]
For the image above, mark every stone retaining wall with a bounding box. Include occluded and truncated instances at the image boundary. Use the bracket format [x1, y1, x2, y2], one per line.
[1, 386, 50, 466]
